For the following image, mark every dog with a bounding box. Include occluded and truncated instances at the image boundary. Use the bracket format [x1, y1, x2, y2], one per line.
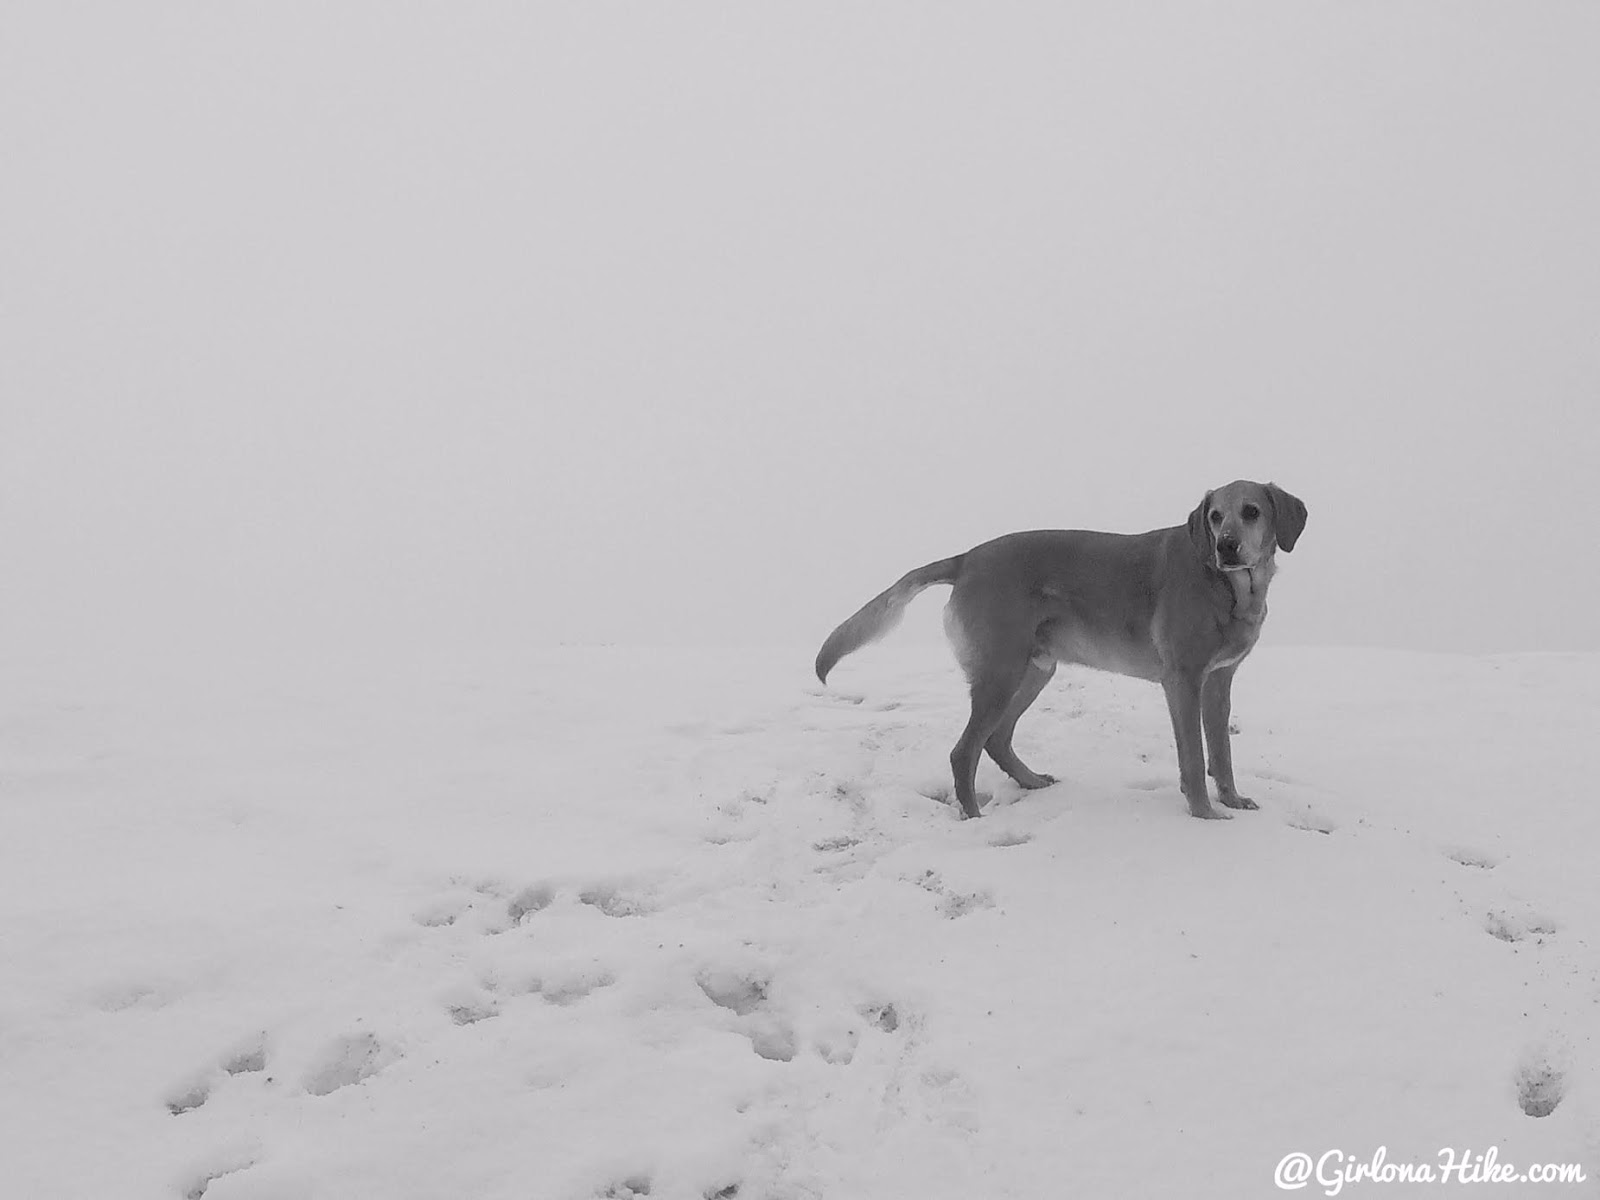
[815, 481, 1307, 819]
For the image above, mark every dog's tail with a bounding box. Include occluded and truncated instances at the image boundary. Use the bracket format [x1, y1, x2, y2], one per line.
[814, 555, 964, 683]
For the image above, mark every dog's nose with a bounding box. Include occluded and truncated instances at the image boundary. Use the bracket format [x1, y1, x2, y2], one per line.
[1217, 536, 1241, 563]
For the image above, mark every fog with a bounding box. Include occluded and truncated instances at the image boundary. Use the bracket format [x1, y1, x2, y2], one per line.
[5, 3, 1598, 675]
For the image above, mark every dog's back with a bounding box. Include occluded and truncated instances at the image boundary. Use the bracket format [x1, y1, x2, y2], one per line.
[946, 528, 1179, 683]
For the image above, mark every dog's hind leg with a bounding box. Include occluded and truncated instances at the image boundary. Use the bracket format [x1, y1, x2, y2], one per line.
[984, 659, 1057, 789]
[950, 655, 1031, 819]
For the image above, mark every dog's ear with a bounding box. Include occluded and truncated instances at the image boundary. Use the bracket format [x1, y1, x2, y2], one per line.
[1266, 483, 1307, 552]
[1187, 491, 1213, 561]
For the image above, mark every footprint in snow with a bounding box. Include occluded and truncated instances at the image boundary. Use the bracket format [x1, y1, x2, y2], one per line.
[919, 1065, 981, 1133]
[694, 966, 802, 1061]
[302, 1031, 397, 1096]
[812, 1021, 861, 1066]
[747, 1017, 799, 1062]
[484, 960, 615, 1005]
[917, 782, 994, 812]
[830, 779, 869, 812]
[597, 1174, 654, 1198]
[94, 980, 173, 1012]
[166, 1034, 269, 1115]
[812, 835, 861, 853]
[859, 1001, 901, 1033]
[579, 883, 654, 918]
[411, 887, 517, 936]
[707, 787, 780, 844]
[988, 830, 1033, 848]
[1446, 847, 1499, 870]
[446, 996, 499, 1026]
[413, 896, 469, 928]
[220, 1035, 267, 1076]
[1515, 1050, 1566, 1117]
[508, 883, 557, 922]
[1484, 909, 1558, 944]
[166, 1077, 212, 1116]
[541, 966, 617, 1006]
[940, 891, 996, 918]
[1286, 812, 1336, 835]
[182, 1156, 256, 1200]
[416, 878, 544, 932]
[424, 880, 561, 932]
[908, 869, 995, 918]
[696, 968, 768, 1016]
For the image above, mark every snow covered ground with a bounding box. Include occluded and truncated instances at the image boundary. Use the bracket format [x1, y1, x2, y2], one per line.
[2, 642, 1597, 1199]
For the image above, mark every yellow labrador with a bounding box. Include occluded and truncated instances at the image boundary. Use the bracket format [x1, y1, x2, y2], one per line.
[815, 481, 1307, 819]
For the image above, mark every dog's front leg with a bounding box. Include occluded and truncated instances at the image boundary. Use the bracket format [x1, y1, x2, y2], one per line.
[1202, 666, 1256, 810]
[1163, 671, 1228, 819]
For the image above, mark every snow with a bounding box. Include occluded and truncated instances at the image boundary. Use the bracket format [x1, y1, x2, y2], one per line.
[2, 643, 1598, 1199]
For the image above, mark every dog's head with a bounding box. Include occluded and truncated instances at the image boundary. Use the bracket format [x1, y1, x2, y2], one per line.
[1187, 480, 1307, 571]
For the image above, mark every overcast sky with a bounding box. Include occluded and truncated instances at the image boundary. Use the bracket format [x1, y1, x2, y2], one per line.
[4, 3, 1598, 672]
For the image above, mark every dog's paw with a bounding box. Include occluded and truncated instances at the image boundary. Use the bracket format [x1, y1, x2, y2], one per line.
[1217, 791, 1258, 810]
[1189, 803, 1233, 820]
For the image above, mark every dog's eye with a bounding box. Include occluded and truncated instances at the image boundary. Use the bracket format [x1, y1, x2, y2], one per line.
[1208, 511, 1222, 525]
[1241, 505, 1260, 521]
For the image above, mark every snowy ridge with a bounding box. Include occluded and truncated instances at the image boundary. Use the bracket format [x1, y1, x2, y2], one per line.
[1, 646, 1597, 1198]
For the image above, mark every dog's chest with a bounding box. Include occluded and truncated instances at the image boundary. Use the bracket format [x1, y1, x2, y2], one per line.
[1208, 567, 1272, 672]
[1208, 616, 1262, 673]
